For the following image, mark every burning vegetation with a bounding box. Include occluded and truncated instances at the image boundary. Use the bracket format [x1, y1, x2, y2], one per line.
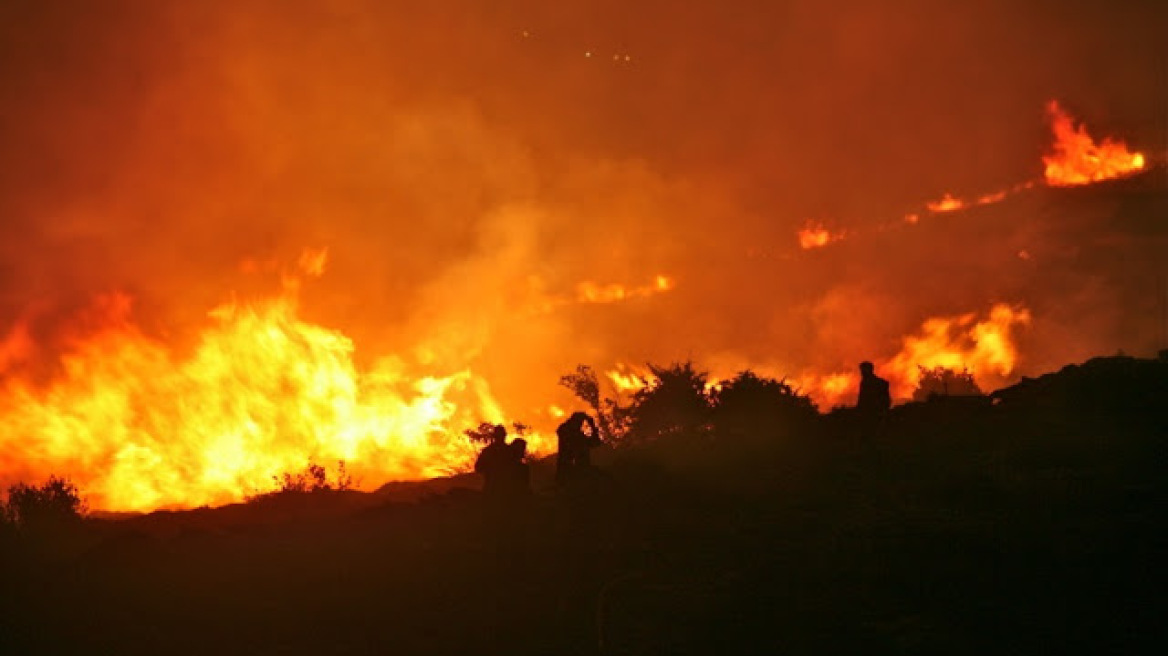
[1043, 100, 1147, 186]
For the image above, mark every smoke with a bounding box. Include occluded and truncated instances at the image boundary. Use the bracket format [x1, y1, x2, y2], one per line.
[0, 0, 1166, 426]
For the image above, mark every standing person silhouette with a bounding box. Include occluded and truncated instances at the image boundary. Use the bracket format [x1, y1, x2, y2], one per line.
[503, 438, 531, 499]
[856, 361, 891, 436]
[475, 425, 514, 502]
[553, 411, 605, 652]
[555, 412, 602, 487]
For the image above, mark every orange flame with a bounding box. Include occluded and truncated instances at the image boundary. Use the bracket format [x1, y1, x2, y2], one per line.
[884, 303, 1031, 399]
[800, 303, 1031, 408]
[606, 362, 654, 394]
[926, 192, 966, 213]
[1043, 100, 1145, 186]
[796, 371, 858, 410]
[575, 275, 675, 304]
[797, 220, 843, 249]
[0, 266, 549, 512]
[975, 189, 1008, 206]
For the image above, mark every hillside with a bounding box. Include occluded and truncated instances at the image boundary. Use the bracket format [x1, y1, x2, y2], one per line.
[1, 354, 1165, 655]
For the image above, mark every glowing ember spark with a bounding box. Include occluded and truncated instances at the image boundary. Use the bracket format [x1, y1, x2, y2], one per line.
[0, 269, 549, 512]
[1043, 100, 1145, 186]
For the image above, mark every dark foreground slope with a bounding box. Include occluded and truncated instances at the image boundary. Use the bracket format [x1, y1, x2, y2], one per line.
[1, 355, 1165, 655]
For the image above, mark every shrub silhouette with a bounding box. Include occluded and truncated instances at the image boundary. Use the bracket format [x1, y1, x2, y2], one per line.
[713, 370, 817, 437]
[271, 461, 355, 493]
[4, 475, 86, 529]
[624, 361, 714, 443]
[464, 421, 505, 445]
[464, 421, 531, 445]
[913, 366, 982, 402]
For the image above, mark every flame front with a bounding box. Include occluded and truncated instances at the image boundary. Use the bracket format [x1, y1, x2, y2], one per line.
[1043, 101, 1146, 186]
[797, 303, 1031, 407]
[884, 303, 1031, 399]
[0, 281, 524, 512]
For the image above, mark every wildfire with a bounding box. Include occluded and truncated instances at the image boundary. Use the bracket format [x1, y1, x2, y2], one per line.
[883, 303, 1031, 400]
[796, 303, 1031, 408]
[1043, 100, 1146, 187]
[796, 100, 1142, 253]
[926, 193, 966, 213]
[606, 363, 654, 394]
[0, 255, 548, 512]
[975, 189, 1008, 206]
[796, 371, 858, 410]
[525, 273, 676, 316]
[576, 275, 674, 304]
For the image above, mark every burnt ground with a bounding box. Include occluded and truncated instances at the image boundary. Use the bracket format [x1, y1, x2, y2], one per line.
[1, 355, 1166, 655]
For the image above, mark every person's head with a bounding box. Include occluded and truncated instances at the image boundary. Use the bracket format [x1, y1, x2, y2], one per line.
[568, 411, 591, 428]
[491, 424, 507, 443]
[859, 361, 875, 376]
[510, 438, 527, 459]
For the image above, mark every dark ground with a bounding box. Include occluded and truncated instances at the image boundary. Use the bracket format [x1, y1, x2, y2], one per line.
[1, 355, 1165, 655]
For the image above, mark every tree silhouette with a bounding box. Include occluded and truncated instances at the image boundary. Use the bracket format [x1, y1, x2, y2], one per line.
[271, 461, 355, 493]
[4, 476, 86, 529]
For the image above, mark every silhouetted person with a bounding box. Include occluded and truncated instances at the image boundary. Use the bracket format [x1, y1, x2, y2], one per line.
[476, 427, 532, 508]
[502, 437, 531, 499]
[555, 411, 602, 487]
[553, 412, 606, 652]
[857, 361, 891, 436]
[475, 425, 514, 501]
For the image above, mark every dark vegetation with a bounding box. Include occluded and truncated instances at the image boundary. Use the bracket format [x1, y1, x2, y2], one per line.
[913, 365, 982, 402]
[1, 355, 1166, 655]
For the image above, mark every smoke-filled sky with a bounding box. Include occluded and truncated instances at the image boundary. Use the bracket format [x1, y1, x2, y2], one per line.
[1, 0, 1166, 419]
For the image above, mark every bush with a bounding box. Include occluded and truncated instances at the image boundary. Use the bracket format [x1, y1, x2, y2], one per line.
[624, 361, 714, 443]
[713, 370, 818, 437]
[913, 366, 982, 402]
[3, 476, 86, 529]
[272, 461, 355, 493]
[463, 421, 531, 445]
